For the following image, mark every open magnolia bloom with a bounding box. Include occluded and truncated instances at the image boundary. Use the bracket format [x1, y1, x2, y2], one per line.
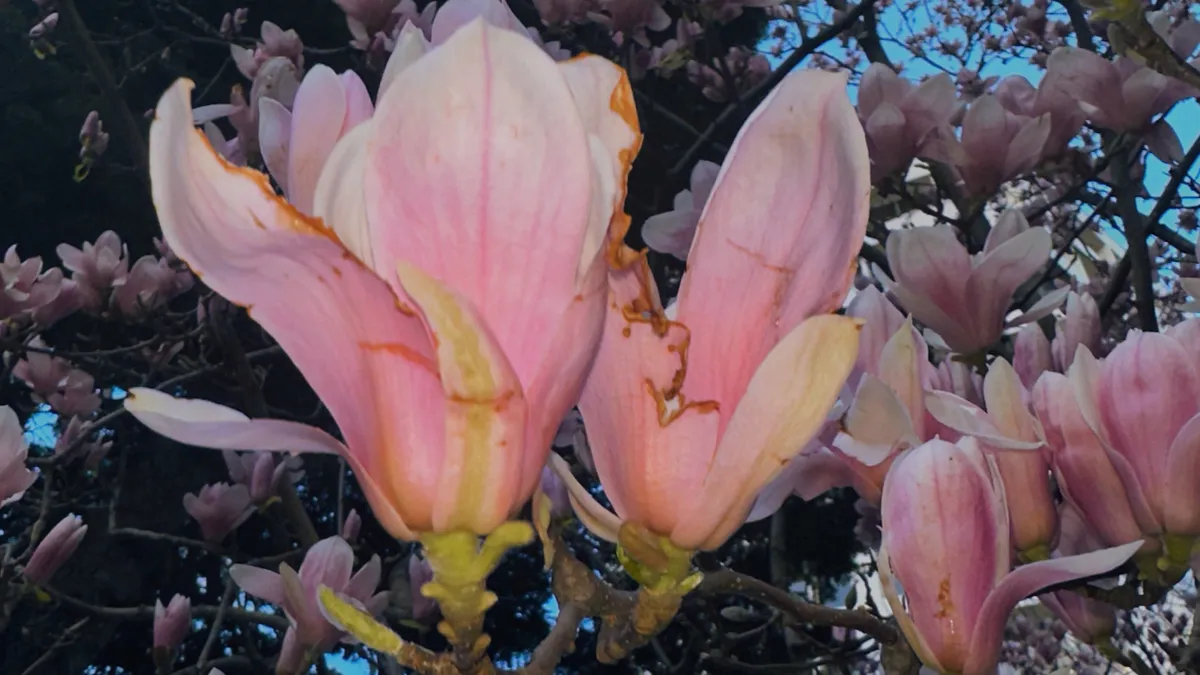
[124, 5, 640, 540]
[879, 437, 1142, 675]
[552, 68, 870, 554]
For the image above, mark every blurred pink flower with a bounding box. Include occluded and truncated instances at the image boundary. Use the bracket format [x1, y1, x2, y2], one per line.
[857, 65, 957, 183]
[686, 46, 770, 102]
[1013, 322, 1052, 389]
[993, 74, 1085, 159]
[230, 536, 386, 671]
[152, 593, 192, 666]
[407, 553, 439, 623]
[1051, 291, 1100, 372]
[46, 370, 101, 418]
[112, 255, 193, 317]
[341, 508, 362, 542]
[183, 483, 255, 543]
[231, 21, 304, 80]
[591, 0, 670, 45]
[57, 230, 128, 312]
[23, 514, 87, 585]
[925, 94, 1051, 197]
[640, 160, 720, 260]
[13, 337, 72, 398]
[0, 406, 37, 508]
[223, 450, 303, 505]
[1, 247, 72, 322]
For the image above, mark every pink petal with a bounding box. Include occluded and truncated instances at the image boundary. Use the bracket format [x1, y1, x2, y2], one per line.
[1002, 113, 1052, 177]
[641, 210, 700, 260]
[547, 453, 621, 542]
[312, 123, 374, 265]
[363, 20, 593, 385]
[125, 389, 346, 455]
[835, 374, 917, 466]
[965, 227, 1051, 350]
[983, 209, 1028, 254]
[672, 315, 861, 551]
[147, 79, 443, 537]
[345, 555, 382, 601]
[789, 445, 860, 501]
[1008, 285, 1071, 328]
[430, 0, 525, 45]
[394, 262, 528, 534]
[379, 24, 430, 101]
[845, 286, 908, 390]
[924, 390, 1042, 450]
[338, 71, 374, 136]
[964, 541, 1142, 675]
[577, 260, 720, 533]
[885, 226, 974, 352]
[857, 63, 910, 119]
[287, 65, 349, 214]
[675, 69, 869, 414]
[229, 564, 285, 605]
[1013, 323, 1053, 389]
[1163, 413, 1200, 535]
[258, 98, 292, 194]
[876, 317, 926, 434]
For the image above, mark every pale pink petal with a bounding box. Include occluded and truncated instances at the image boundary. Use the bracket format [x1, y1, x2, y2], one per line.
[1008, 285, 1071, 327]
[257, 98, 293, 193]
[790, 446, 860, 500]
[925, 391, 1041, 450]
[394, 262, 528, 534]
[577, 260, 720, 532]
[966, 227, 1051, 349]
[836, 374, 917, 466]
[885, 226, 974, 350]
[1003, 114, 1052, 177]
[876, 317, 925, 433]
[547, 453, 620, 542]
[1162, 413, 1200, 535]
[641, 210, 700, 260]
[229, 565, 286, 605]
[147, 79, 443, 537]
[673, 315, 861, 551]
[345, 555, 382, 601]
[338, 71, 375, 136]
[287, 66, 349, 214]
[380, 24, 431, 101]
[363, 21, 593, 384]
[676, 69, 869, 414]
[984, 209, 1029, 254]
[430, 0, 525, 44]
[312, 122, 374, 264]
[125, 389, 346, 455]
[963, 541, 1142, 675]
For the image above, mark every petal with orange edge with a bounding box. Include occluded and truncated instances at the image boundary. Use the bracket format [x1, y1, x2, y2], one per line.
[673, 314, 861, 551]
[149, 78, 444, 534]
[676, 70, 870, 413]
[363, 21, 593, 384]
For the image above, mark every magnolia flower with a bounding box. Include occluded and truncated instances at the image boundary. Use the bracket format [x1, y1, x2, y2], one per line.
[195, 57, 303, 165]
[592, 0, 670, 45]
[686, 47, 770, 102]
[258, 66, 374, 214]
[0, 407, 37, 508]
[1, 246, 72, 322]
[112, 255, 193, 317]
[183, 483, 255, 543]
[924, 358, 1056, 557]
[553, 68, 870, 552]
[879, 438, 1140, 675]
[640, 160, 719, 260]
[153, 594, 192, 668]
[231, 536, 386, 672]
[223, 450, 302, 504]
[46, 369, 101, 418]
[856, 65, 957, 183]
[125, 0, 640, 539]
[931, 359, 984, 406]
[231, 21, 304, 80]
[12, 337, 72, 398]
[341, 508, 362, 541]
[1044, 17, 1199, 163]
[993, 74, 1085, 159]
[884, 210, 1067, 355]
[23, 514, 88, 585]
[1066, 321, 1200, 581]
[925, 94, 1051, 197]
[56, 230, 128, 312]
[334, 0, 402, 46]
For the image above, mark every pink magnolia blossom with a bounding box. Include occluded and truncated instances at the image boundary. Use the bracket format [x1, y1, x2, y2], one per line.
[1044, 16, 1199, 163]
[54, 416, 111, 468]
[924, 358, 1056, 557]
[341, 508, 362, 542]
[591, 0, 670, 45]
[925, 94, 1051, 197]
[879, 437, 1140, 675]
[884, 210, 1067, 355]
[993, 74, 1085, 159]
[392, 0, 439, 41]
[195, 57, 302, 165]
[152, 594, 192, 665]
[79, 111, 110, 159]
[334, 0, 402, 47]
[1013, 323, 1052, 389]
[23, 514, 88, 585]
[47, 369, 101, 418]
[1, 246, 72, 322]
[533, 0, 594, 24]
[640, 160, 720, 260]
[223, 450, 302, 505]
[1037, 505, 1117, 646]
[701, 0, 781, 23]
[125, 2, 641, 539]
[553, 69, 870, 551]
[856, 64, 957, 183]
[231, 536, 386, 672]
[1050, 291, 1100, 372]
[1067, 321, 1200, 574]
[183, 483, 255, 543]
[0, 406, 37, 508]
[112, 255, 194, 317]
[12, 337, 72, 398]
[231, 21, 304, 80]
[29, 12, 59, 38]
[56, 230, 129, 312]
[1032, 371, 1148, 555]
[259, 66, 374, 214]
